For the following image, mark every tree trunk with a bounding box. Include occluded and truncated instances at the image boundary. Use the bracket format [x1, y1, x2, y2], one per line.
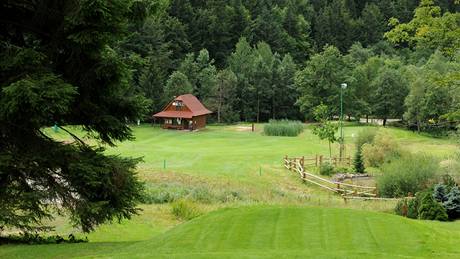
[366, 115, 369, 123]
[328, 141, 332, 159]
[417, 119, 420, 133]
[383, 118, 387, 127]
[217, 103, 221, 123]
[256, 96, 260, 123]
[217, 88, 222, 123]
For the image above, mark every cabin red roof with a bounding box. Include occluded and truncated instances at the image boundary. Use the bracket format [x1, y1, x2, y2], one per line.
[153, 94, 212, 119]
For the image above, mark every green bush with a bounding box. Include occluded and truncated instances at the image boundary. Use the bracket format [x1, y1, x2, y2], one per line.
[418, 191, 448, 221]
[377, 154, 439, 198]
[264, 120, 304, 137]
[407, 197, 419, 219]
[171, 200, 203, 220]
[355, 128, 378, 148]
[319, 162, 335, 176]
[362, 131, 402, 168]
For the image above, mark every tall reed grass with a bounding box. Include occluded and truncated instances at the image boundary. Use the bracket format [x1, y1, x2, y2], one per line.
[263, 119, 304, 137]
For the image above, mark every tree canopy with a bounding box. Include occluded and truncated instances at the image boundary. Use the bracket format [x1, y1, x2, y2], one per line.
[0, 0, 149, 232]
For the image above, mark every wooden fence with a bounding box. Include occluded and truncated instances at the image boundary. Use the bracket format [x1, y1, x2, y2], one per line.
[283, 156, 377, 198]
[289, 155, 352, 168]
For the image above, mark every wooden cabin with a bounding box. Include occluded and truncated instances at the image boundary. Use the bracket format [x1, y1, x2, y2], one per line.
[153, 94, 212, 130]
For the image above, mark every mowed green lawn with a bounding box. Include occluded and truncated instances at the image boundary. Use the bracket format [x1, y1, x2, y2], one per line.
[1, 124, 458, 258]
[107, 124, 456, 179]
[2, 206, 460, 258]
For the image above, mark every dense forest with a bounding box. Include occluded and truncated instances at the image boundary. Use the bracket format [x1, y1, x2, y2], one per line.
[119, 0, 459, 132]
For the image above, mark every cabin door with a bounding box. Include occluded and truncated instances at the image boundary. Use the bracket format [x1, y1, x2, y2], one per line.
[183, 119, 189, 129]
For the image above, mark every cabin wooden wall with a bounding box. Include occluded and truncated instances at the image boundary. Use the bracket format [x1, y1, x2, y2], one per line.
[193, 115, 207, 129]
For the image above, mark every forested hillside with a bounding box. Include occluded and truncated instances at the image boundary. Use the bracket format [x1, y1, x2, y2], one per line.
[122, 0, 459, 131]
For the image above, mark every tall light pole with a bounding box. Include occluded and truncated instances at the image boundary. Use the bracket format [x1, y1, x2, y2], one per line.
[339, 83, 347, 161]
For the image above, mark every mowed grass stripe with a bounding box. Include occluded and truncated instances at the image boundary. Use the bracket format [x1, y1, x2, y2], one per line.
[116, 206, 460, 258]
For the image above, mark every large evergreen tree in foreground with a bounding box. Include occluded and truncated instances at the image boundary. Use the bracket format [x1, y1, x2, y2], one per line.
[0, 1, 148, 233]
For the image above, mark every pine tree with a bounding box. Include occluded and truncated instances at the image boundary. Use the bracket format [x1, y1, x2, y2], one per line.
[433, 183, 448, 202]
[0, 0, 148, 233]
[353, 148, 365, 174]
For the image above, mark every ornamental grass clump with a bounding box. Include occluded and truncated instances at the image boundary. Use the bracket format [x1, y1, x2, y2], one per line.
[263, 120, 304, 137]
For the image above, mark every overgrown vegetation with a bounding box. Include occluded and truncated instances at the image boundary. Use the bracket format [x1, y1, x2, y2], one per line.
[263, 120, 304, 137]
[377, 154, 439, 197]
[362, 131, 402, 168]
[141, 183, 244, 204]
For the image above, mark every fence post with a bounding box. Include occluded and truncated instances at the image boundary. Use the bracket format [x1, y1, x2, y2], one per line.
[315, 154, 318, 167]
[293, 158, 297, 171]
[301, 156, 304, 168]
[319, 155, 323, 167]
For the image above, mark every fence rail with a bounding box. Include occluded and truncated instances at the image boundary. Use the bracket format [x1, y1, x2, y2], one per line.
[284, 156, 377, 198]
[287, 155, 352, 168]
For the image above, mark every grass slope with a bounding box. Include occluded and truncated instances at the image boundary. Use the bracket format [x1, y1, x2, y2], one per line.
[117, 206, 460, 258]
[3, 206, 454, 258]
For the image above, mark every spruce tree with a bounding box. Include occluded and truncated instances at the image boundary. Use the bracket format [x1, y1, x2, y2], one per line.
[353, 149, 365, 174]
[444, 186, 460, 220]
[0, 0, 149, 233]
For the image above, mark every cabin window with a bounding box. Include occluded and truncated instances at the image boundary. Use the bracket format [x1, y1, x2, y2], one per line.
[165, 119, 172, 124]
[173, 101, 184, 111]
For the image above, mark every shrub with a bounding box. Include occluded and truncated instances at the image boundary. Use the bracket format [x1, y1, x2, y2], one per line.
[418, 191, 448, 221]
[355, 128, 378, 149]
[407, 197, 419, 219]
[264, 120, 304, 137]
[362, 131, 402, 168]
[0, 233, 87, 245]
[319, 162, 335, 176]
[444, 186, 460, 219]
[377, 154, 439, 198]
[171, 200, 203, 220]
